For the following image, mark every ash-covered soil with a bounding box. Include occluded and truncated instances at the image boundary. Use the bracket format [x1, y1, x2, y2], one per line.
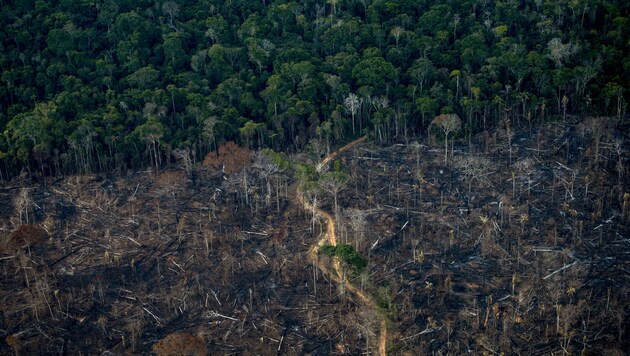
[317, 117, 629, 354]
[0, 153, 371, 355]
[1, 117, 629, 355]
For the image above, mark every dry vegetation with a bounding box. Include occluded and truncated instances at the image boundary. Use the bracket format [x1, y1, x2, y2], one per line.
[324, 117, 629, 354]
[0, 117, 628, 354]
[0, 143, 369, 354]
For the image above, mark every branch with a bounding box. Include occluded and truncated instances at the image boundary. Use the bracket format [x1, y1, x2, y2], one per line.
[143, 307, 163, 325]
[371, 236, 382, 250]
[401, 326, 442, 341]
[399, 220, 409, 232]
[256, 250, 269, 264]
[543, 261, 578, 280]
[555, 161, 573, 172]
[207, 310, 238, 321]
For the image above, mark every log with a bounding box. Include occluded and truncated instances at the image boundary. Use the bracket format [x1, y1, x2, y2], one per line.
[543, 261, 578, 280]
[401, 326, 442, 341]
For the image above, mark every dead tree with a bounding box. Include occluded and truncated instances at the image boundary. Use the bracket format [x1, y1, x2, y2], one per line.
[429, 114, 462, 164]
[172, 148, 193, 177]
[13, 187, 32, 225]
[320, 171, 347, 222]
[253, 151, 282, 208]
[453, 155, 494, 194]
[346, 208, 367, 250]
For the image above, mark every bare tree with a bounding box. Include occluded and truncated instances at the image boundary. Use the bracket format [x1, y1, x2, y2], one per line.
[354, 306, 380, 354]
[320, 171, 347, 222]
[344, 93, 360, 134]
[578, 116, 616, 166]
[172, 148, 193, 177]
[574, 61, 600, 98]
[223, 169, 255, 208]
[410, 141, 422, 170]
[346, 208, 367, 250]
[253, 151, 282, 208]
[14, 187, 32, 225]
[161, 1, 180, 32]
[300, 181, 320, 234]
[604, 83, 626, 121]
[453, 155, 494, 193]
[547, 38, 578, 68]
[430, 114, 462, 164]
[139, 103, 167, 172]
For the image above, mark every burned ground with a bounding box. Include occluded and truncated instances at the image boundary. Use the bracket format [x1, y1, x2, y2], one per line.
[0, 157, 369, 355]
[0, 117, 628, 355]
[323, 118, 629, 354]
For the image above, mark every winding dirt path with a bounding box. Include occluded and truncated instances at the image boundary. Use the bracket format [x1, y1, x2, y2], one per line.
[315, 136, 367, 173]
[300, 136, 388, 355]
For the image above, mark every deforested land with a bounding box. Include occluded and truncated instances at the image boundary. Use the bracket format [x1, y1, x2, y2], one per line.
[0, 0, 629, 354]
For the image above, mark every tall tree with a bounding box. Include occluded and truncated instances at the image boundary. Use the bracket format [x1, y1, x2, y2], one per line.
[135, 103, 167, 172]
[5, 102, 57, 175]
[320, 170, 347, 222]
[352, 54, 399, 95]
[430, 114, 462, 165]
[344, 93, 361, 134]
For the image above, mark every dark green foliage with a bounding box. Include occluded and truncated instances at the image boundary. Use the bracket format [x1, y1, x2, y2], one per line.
[373, 285, 396, 318]
[0, 1, 628, 178]
[320, 244, 367, 274]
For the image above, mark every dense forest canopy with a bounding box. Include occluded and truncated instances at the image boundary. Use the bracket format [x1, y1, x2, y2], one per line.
[0, 0, 628, 178]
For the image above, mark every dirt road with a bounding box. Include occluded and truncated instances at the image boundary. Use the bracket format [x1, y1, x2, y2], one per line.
[300, 136, 388, 355]
[315, 135, 367, 172]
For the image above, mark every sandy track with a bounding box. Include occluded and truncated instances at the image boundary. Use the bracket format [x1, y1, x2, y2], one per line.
[300, 136, 388, 355]
[315, 136, 368, 173]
